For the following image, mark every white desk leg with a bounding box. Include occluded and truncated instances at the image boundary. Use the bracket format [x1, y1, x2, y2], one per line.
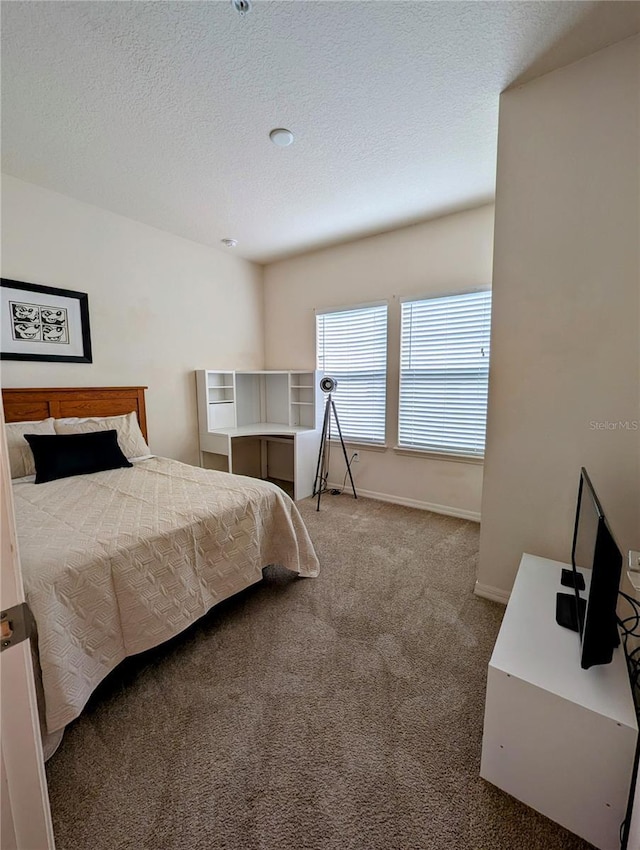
[260, 439, 268, 480]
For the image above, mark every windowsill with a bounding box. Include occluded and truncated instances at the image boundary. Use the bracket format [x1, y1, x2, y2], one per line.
[324, 440, 484, 463]
[393, 446, 484, 465]
[327, 438, 388, 453]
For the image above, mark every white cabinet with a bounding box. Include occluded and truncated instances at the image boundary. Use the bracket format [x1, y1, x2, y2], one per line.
[195, 370, 323, 500]
[481, 554, 638, 850]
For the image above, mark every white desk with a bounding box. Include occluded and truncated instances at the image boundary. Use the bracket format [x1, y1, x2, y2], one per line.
[196, 370, 324, 501]
[481, 553, 637, 850]
[199, 423, 321, 501]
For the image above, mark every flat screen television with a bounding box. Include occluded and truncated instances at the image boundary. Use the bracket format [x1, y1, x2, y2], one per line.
[556, 467, 623, 669]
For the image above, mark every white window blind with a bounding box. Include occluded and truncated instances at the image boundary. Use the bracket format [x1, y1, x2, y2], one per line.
[316, 304, 388, 444]
[399, 290, 492, 457]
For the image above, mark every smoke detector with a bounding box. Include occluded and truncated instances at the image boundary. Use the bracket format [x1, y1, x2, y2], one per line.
[269, 128, 295, 147]
[231, 0, 251, 15]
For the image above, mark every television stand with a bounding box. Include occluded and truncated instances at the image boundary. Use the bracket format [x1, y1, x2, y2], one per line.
[481, 554, 637, 850]
[555, 591, 586, 632]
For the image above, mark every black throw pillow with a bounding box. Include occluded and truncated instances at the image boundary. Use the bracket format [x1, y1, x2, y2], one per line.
[25, 429, 133, 484]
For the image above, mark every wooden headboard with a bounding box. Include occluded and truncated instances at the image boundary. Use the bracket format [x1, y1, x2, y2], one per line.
[2, 387, 148, 441]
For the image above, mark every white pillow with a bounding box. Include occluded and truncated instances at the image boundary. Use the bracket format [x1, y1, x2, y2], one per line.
[5, 418, 56, 479]
[54, 411, 150, 460]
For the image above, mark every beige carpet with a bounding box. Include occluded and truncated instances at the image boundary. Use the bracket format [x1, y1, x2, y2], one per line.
[46, 495, 593, 850]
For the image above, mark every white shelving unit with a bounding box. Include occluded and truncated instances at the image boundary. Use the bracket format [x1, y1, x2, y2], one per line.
[481, 553, 638, 850]
[195, 370, 323, 500]
[202, 371, 236, 430]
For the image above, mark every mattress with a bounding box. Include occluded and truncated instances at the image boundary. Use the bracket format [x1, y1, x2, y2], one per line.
[13, 457, 319, 733]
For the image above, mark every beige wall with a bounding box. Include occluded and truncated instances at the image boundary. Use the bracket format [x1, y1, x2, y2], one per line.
[264, 204, 494, 518]
[0, 175, 264, 464]
[478, 36, 640, 597]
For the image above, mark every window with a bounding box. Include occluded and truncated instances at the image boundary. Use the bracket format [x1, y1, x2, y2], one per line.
[316, 303, 388, 444]
[399, 290, 492, 457]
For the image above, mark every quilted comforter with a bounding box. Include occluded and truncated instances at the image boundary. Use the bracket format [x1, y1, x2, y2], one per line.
[13, 457, 319, 733]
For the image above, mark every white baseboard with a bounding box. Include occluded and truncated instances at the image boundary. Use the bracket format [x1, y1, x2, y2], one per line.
[327, 483, 481, 523]
[474, 580, 510, 605]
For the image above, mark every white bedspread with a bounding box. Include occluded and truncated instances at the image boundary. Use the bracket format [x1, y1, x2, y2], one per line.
[13, 458, 319, 733]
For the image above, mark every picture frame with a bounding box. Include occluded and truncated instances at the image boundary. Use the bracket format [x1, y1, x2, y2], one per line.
[1, 278, 92, 363]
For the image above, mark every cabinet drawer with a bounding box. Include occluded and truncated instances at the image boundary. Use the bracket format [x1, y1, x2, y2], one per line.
[208, 402, 235, 429]
[200, 433, 230, 455]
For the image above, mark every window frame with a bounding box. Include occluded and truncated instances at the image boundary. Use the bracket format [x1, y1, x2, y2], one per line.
[315, 300, 389, 447]
[396, 287, 492, 462]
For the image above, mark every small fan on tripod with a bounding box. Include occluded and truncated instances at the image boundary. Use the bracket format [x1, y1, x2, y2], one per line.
[313, 377, 357, 511]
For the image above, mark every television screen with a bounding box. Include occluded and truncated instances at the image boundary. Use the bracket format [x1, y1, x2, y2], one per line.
[556, 468, 623, 669]
[573, 474, 600, 574]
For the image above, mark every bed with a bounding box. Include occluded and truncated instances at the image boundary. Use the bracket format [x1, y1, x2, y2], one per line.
[3, 386, 319, 747]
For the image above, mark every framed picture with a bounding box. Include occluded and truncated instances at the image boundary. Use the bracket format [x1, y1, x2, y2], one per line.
[1, 279, 92, 363]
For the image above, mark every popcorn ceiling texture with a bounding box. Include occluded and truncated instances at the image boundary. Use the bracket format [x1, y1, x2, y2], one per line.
[46, 496, 590, 850]
[2, 1, 635, 262]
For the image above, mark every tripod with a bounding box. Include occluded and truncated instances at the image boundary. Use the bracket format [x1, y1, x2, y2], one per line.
[313, 392, 357, 511]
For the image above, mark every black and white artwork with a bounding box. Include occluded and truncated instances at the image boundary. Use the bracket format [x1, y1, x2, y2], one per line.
[1, 279, 92, 362]
[10, 301, 69, 344]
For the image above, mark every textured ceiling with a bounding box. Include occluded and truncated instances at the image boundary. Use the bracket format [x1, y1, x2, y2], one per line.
[2, 1, 639, 262]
